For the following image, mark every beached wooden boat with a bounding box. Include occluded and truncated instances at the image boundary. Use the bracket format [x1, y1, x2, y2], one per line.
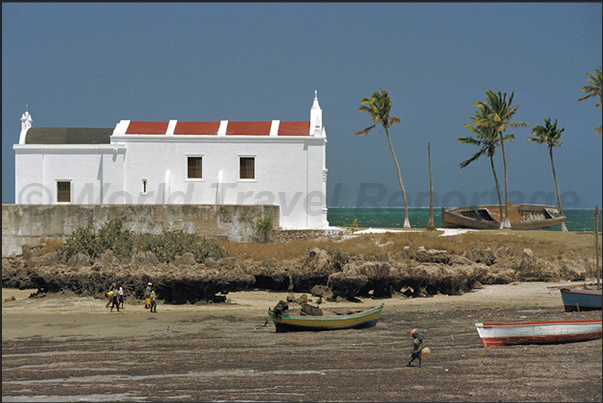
[560, 288, 602, 312]
[475, 319, 602, 348]
[441, 203, 566, 230]
[265, 302, 384, 332]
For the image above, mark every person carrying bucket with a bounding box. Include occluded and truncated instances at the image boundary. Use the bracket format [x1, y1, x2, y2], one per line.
[106, 283, 117, 309]
[408, 328, 429, 367]
[144, 282, 152, 309]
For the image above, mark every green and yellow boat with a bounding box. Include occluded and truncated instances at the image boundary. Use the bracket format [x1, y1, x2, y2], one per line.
[264, 301, 384, 332]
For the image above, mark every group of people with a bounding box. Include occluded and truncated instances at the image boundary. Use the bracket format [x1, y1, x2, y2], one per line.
[103, 282, 427, 366]
[105, 282, 157, 313]
[144, 282, 157, 313]
[105, 283, 124, 312]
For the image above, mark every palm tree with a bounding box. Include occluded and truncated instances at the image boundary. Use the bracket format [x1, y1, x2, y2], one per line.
[459, 112, 513, 226]
[474, 90, 530, 229]
[356, 89, 410, 228]
[426, 142, 435, 230]
[527, 118, 568, 231]
[577, 66, 602, 135]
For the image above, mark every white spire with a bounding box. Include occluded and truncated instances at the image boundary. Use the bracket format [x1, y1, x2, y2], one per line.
[19, 104, 32, 144]
[310, 90, 323, 137]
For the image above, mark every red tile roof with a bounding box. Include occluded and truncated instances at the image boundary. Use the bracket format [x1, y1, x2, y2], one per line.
[124, 121, 311, 136]
[278, 121, 310, 136]
[174, 122, 220, 135]
[226, 121, 271, 136]
[126, 121, 169, 135]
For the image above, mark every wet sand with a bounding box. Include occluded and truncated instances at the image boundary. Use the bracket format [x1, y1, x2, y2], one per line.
[2, 282, 602, 402]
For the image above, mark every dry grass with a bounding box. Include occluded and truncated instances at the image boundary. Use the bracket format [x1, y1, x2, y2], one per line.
[39, 237, 65, 253]
[218, 229, 598, 262]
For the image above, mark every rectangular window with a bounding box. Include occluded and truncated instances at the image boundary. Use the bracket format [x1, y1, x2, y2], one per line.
[57, 181, 71, 203]
[240, 157, 255, 179]
[187, 157, 203, 179]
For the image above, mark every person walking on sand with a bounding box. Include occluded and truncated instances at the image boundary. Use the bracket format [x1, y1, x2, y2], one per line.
[408, 328, 425, 367]
[110, 283, 120, 313]
[149, 288, 157, 313]
[106, 283, 117, 308]
[144, 282, 152, 309]
[118, 285, 124, 309]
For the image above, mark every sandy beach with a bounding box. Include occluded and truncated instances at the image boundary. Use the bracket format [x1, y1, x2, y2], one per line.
[2, 281, 602, 402]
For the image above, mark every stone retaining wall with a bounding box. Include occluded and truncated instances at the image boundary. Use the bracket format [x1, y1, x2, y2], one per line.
[2, 204, 280, 257]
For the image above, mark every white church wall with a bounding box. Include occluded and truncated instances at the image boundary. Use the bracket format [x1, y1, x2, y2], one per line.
[111, 136, 326, 228]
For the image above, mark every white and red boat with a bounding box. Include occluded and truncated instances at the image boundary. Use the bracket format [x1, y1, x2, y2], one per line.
[475, 319, 602, 348]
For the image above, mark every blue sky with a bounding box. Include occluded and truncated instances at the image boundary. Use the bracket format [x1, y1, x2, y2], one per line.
[3, 2, 602, 208]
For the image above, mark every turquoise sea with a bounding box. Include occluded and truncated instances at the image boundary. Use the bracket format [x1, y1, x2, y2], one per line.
[327, 207, 603, 233]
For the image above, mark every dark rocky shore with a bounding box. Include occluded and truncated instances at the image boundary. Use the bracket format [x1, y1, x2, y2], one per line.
[2, 236, 590, 305]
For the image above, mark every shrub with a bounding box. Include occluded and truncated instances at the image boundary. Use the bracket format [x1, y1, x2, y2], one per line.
[135, 230, 226, 263]
[343, 218, 359, 234]
[193, 238, 227, 263]
[63, 221, 225, 264]
[327, 248, 350, 271]
[63, 226, 102, 260]
[255, 216, 273, 243]
[97, 218, 134, 258]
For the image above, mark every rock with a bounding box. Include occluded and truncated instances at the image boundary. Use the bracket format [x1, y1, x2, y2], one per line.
[99, 249, 119, 264]
[175, 252, 196, 266]
[514, 248, 557, 281]
[310, 284, 333, 299]
[341, 260, 397, 298]
[327, 271, 368, 300]
[217, 257, 243, 270]
[302, 247, 333, 276]
[68, 252, 91, 267]
[29, 251, 60, 267]
[130, 250, 159, 266]
[399, 246, 412, 259]
[415, 247, 449, 264]
[449, 255, 475, 266]
[261, 252, 279, 269]
[557, 260, 585, 281]
[468, 248, 496, 266]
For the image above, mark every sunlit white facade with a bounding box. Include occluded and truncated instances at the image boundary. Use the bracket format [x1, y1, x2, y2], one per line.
[13, 94, 328, 229]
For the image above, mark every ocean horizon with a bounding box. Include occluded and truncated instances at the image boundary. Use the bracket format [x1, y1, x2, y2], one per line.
[327, 207, 602, 233]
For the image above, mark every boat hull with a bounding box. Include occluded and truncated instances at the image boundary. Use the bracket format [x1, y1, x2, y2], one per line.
[273, 305, 383, 333]
[442, 204, 566, 230]
[475, 320, 602, 348]
[560, 288, 602, 311]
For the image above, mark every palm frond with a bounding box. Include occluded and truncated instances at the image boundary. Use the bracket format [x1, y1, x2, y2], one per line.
[577, 67, 602, 105]
[457, 136, 481, 146]
[459, 149, 486, 169]
[355, 124, 376, 136]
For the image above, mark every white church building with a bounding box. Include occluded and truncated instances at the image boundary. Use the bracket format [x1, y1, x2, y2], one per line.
[13, 92, 329, 229]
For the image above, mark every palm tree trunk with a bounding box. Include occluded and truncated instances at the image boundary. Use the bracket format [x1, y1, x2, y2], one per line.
[500, 133, 511, 229]
[385, 128, 411, 228]
[427, 142, 435, 230]
[489, 155, 503, 226]
[595, 205, 600, 291]
[549, 147, 568, 231]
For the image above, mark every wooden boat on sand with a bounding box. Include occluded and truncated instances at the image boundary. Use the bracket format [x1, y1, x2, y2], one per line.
[560, 288, 602, 312]
[264, 301, 384, 332]
[441, 202, 566, 230]
[475, 319, 602, 348]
